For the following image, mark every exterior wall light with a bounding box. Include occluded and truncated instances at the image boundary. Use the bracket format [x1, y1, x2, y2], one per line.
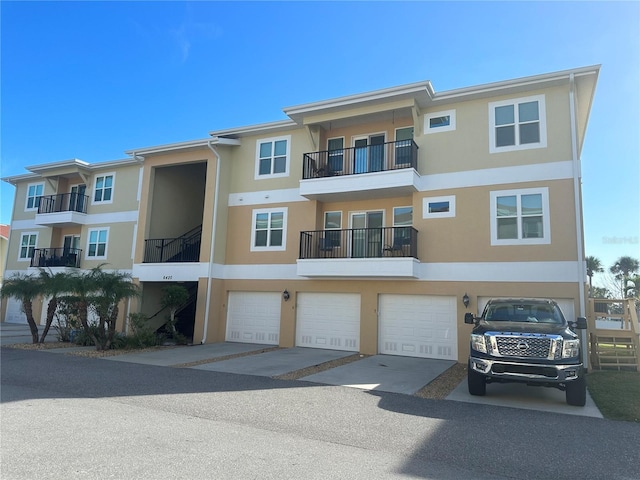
[283, 290, 290, 301]
[462, 293, 470, 308]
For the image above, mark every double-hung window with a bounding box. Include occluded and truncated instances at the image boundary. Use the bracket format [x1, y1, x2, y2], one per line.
[18, 233, 38, 261]
[489, 95, 546, 153]
[256, 136, 290, 178]
[25, 183, 44, 211]
[327, 138, 344, 173]
[94, 174, 114, 203]
[324, 211, 342, 247]
[87, 228, 109, 258]
[251, 208, 287, 251]
[490, 188, 550, 245]
[393, 206, 413, 245]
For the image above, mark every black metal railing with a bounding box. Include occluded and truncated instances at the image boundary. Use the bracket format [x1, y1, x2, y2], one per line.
[299, 227, 418, 259]
[302, 139, 418, 179]
[143, 225, 202, 263]
[30, 248, 82, 268]
[37, 193, 89, 214]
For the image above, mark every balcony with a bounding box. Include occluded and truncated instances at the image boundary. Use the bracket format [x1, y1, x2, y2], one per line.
[35, 193, 89, 227]
[30, 248, 82, 268]
[296, 227, 419, 278]
[300, 139, 419, 201]
[143, 225, 202, 263]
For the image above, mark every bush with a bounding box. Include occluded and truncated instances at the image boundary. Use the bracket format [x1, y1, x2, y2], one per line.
[123, 313, 160, 349]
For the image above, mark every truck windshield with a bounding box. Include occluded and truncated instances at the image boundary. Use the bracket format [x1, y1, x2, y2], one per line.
[484, 303, 564, 324]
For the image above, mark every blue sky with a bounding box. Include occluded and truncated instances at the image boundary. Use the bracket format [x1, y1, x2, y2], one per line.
[1, 1, 639, 282]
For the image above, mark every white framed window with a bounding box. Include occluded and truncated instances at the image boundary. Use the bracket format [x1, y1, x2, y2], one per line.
[93, 173, 115, 204]
[251, 208, 287, 252]
[324, 211, 342, 247]
[423, 195, 456, 219]
[87, 227, 109, 259]
[489, 95, 547, 153]
[255, 135, 291, 179]
[490, 188, 550, 245]
[18, 233, 38, 261]
[25, 183, 44, 211]
[424, 109, 456, 134]
[327, 137, 344, 173]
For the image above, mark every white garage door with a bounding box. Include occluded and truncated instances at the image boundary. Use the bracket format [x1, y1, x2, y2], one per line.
[296, 293, 360, 351]
[4, 297, 27, 324]
[379, 294, 457, 360]
[226, 292, 281, 345]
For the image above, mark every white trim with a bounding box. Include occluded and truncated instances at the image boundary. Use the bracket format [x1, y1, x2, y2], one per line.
[254, 135, 291, 180]
[10, 211, 138, 230]
[424, 109, 456, 134]
[18, 232, 38, 261]
[25, 182, 44, 211]
[423, 195, 456, 219]
[132, 262, 209, 282]
[489, 94, 547, 153]
[86, 226, 110, 260]
[490, 187, 550, 245]
[392, 205, 412, 226]
[92, 172, 115, 205]
[131, 224, 138, 260]
[228, 188, 308, 207]
[250, 207, 288, 252]
[136, 167, 143, 203]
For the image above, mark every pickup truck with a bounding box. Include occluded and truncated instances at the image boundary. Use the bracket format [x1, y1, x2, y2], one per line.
[464, 298, 587, 406]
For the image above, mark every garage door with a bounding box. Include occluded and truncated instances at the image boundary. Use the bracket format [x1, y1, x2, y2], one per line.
[226, 292, 280, 345]
[4, 297, 27, 324]
[379, 294, 457, 360]
[296, 293, 360, 351]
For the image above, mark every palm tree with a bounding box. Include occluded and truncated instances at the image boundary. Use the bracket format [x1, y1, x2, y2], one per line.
[64, 269, 100, 346]
[91, 268, 139, 350]
[0, 273, 43, 343]
[610, 256, 640, 298]
[38, 268, 71, 343]
[586, 256, 604, 296]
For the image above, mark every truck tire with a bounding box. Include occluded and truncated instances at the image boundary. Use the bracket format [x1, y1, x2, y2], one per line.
[468, 361, 486, 396]
[565, 376, 586, 406]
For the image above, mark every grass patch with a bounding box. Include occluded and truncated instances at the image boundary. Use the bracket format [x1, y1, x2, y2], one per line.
[586, 370, 640, 422]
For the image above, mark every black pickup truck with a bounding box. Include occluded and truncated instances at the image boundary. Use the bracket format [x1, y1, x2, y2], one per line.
[464, 298, 588, 406]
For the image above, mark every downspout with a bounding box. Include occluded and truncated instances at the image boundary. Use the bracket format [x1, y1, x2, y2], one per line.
[202, 141, 221, 344]
[569, 74, 588, 367]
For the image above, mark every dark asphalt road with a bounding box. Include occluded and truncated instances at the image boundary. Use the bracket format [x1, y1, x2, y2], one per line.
[1, 348, 638, 480]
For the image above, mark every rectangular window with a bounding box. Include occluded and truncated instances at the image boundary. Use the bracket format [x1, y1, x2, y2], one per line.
[490, 188, 550, 245]
[489, 95, 546, 153]
[394, 127, 414, 166]
[94, 174, 114, 203]
[423, 195, 456, 219]
[87, 228, 109, 258]
[18, 233, 37, 260]
[392, 206, 413, 245]
[327, 138, 344, 173]
[25, 183, 44, 211]
[324, 211, 342, 247]
[251, 208, 287, 251]
[255, 136, 291, 178]
[424, 109, 456, 134]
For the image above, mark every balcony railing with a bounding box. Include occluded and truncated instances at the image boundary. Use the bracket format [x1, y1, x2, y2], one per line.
[38, 193, 89, 214]
[143, 225, 202, 263]
[302, 139, 418, 179]
[30, 248, 82, 268]
[299, 227, 418, 259]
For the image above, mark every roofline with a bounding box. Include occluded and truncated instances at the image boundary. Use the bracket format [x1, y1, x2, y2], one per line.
[209, 119, 297, 138]
[125, 137, 241, 157]
[2, 172, 41, 185]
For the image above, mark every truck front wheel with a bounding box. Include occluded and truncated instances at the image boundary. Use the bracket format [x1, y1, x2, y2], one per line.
[565, 376, 586, 406]
[468, 361, 486, 396]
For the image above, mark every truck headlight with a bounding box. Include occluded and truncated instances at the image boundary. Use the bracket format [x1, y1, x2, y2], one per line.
[471, 334, 487, 354]
[562, 339, 580, 358]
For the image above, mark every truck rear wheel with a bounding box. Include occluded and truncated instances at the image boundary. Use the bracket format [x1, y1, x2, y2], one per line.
[468, 361, 486, 396]
[565, 376, 586, 406]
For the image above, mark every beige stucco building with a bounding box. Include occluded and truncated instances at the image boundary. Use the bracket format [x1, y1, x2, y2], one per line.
[1, 65, 600, 363]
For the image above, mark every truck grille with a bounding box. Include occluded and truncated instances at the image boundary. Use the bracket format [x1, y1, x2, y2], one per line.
[494, 335, 553, 359]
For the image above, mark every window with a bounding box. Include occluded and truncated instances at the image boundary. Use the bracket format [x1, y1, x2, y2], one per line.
[324, 211, 342, 247]
[490, 188, 550, 245]
[423, 195, 456, 219]
[255, 136, 290, 178]
[393, 206, 413, 244]
[395, 127, 414, 166]
[327, 138, 344, 173]
[87, 228, 109, 258]
[25, 183, 44, 211]
[489, 95, 547, 153]
[18, 233, 37, 260]
[93, 174, 114, 203]
[251, 208, 287, 251]
[424, 109, 456, 134]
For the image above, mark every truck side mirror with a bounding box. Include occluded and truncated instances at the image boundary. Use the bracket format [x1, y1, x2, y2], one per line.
[574, 317, 587, 329]
[464, 312, 476, 324]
